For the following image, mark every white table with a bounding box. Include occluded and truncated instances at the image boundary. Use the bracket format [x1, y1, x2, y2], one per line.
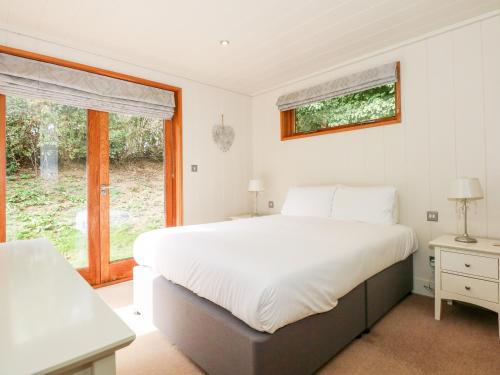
[0, 239, 135, 374]
[430, 235, 500, 338]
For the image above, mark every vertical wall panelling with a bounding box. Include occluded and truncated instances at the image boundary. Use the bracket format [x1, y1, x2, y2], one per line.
[481, 16, 500, 239]
[427, 33, 457, 238]
[362, 127, 386, 184]
[401, 41, 432, 289]
[452, 23, 488, 238]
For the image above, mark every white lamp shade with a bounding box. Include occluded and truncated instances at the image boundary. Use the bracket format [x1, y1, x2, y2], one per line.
[248, 179, 264, 192]
[448, 177, 483, 200]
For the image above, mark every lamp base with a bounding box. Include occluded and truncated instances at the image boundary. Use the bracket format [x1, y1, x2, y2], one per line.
[455, 234, 477, 243]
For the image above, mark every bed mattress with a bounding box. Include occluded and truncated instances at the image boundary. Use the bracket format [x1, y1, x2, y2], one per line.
[133, 215, 417, 333]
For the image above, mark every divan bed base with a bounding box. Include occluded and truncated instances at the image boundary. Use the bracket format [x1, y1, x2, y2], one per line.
[133, 255, 413, 375]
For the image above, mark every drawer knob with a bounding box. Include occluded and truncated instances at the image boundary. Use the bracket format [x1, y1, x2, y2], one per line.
[465, 286, 471, 291]
[464, 263, 471, 268]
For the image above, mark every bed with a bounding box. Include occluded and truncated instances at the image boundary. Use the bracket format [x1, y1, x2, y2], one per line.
[133, 185, 418, 374]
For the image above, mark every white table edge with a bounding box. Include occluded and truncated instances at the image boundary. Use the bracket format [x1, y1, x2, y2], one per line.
[36, 334, 135, 375]
[429, 235, 500, 256]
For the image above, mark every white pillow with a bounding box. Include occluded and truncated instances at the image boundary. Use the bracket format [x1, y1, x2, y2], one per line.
[331, 186, 398, 224]
[281, 186, 337, 217]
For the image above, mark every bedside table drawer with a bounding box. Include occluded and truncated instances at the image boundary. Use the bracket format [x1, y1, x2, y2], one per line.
[441, 250, 498, 279]
[442, 273, 499, 303]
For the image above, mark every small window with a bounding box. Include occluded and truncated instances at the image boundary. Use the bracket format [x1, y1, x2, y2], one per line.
[280, 62, 401, 140]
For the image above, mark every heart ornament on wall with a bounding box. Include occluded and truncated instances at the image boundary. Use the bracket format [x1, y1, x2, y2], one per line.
[212, 114, 235, 152]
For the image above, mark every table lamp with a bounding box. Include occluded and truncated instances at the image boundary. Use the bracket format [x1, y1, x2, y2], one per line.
[448, 177, 484, 243]
[248, 179, 264, 216]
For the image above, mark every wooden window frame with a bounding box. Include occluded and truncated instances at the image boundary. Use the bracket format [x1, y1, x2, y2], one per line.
[280, 62, 401, 141]
[0, 45, 183, 287]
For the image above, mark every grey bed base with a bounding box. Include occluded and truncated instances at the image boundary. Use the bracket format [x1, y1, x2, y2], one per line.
[133, 255, 413, 375]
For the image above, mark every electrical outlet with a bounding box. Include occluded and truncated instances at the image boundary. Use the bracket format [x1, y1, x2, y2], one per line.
[268, 201, 274, 208]
[427, 211, 438, 222]
[191, 164, 198, 172]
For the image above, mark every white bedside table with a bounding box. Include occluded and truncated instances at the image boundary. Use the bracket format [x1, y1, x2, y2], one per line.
[430, 235, 500, 338]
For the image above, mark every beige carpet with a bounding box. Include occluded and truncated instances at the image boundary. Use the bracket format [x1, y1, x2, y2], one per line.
[97, 282, 500, 375]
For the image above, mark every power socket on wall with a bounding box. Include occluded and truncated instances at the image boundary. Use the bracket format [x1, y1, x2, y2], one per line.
[268, 201, 274, 208]
[427, 211, 439, 222]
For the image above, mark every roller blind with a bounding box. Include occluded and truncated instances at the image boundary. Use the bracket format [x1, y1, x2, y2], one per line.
[276, 62, 398, 112]
[0, 53, 175, 119]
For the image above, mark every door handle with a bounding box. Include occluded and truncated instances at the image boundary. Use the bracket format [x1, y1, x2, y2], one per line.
[464, 263, 471, 268]
[100, 184, 109, 197]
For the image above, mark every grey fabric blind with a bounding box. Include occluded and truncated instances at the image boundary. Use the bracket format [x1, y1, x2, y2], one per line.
[0, 53, 175, 119]
[276, 62, 398, 111]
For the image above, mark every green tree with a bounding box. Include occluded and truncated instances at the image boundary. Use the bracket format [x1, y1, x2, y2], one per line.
[6, 96, 164, 174]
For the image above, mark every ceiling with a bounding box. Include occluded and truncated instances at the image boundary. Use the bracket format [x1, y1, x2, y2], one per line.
[0, 0, 499, 95]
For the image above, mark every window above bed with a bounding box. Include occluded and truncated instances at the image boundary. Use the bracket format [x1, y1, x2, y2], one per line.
[277, 62, 401, 140]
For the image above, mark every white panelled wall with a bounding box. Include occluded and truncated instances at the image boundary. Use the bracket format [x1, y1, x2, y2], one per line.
[0, 30, 253, 225]
[251, 14, 500, 296]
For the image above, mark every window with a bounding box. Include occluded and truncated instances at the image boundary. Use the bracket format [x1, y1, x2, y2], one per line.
[3, 95, 173, 284]
[0, 46, 183, 286]
[280, 62, 401, 140]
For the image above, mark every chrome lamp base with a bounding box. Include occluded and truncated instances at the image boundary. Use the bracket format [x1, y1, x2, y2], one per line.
[454, 198, 478, 243]
[455, 234, 477, 243]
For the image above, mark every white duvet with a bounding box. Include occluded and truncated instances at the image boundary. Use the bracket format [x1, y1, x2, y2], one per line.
[133, 215, 417, 333]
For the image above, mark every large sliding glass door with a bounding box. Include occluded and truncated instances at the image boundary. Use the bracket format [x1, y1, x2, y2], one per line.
[0, 95, 176, 285]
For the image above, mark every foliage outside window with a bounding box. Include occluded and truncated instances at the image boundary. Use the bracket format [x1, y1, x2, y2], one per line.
[295, 83, 396, 133]
[6, 97, 163, 175]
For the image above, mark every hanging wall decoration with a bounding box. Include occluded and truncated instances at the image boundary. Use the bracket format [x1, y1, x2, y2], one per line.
[212, 114, 235, 152]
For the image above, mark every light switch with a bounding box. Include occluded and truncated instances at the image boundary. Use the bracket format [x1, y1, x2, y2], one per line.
[191, 165, 198, 172]
[268, 201, 274, 208]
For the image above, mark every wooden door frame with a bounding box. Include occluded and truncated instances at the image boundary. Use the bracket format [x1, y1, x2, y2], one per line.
[85, 110, 105, 285]
[0, 45, 183, 287]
